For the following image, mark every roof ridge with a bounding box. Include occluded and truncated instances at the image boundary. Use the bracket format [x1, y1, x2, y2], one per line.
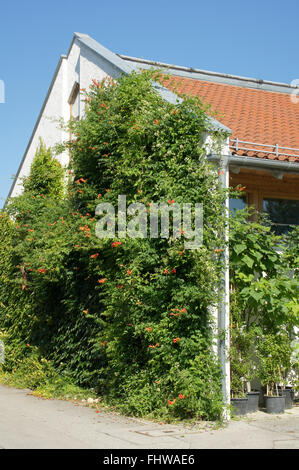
[118, 54, 299, 94]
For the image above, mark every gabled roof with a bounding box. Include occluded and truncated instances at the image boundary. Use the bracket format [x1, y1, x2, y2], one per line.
[121, 55, 299, 164]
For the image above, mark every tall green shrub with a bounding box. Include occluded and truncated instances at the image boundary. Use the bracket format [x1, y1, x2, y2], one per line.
[23, 138, 64, 199]
[61, 70, 228, 419]
[0, 212, 35, 369]
[1, 70, 228, 420]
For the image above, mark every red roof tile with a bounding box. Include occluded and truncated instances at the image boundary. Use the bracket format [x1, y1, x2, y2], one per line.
[163, 76, 299, 163]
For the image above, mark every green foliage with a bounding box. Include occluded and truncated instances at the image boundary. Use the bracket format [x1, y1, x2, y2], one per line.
[0, 340, 94, 400]
[290, 342, 299, 392]
[284, 225, 299, 271]
[229, 315, 260, 398]
[23, 138, 64, 199]
[0, 71, 227, 421]
[230, 209, 298, 333]
[229, 208, 299, 395]
[0, 213, 14, 292]
[256, 332, 292, 396]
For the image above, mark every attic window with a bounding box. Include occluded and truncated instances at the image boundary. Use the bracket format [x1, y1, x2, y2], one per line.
[69, 82, 80, 119]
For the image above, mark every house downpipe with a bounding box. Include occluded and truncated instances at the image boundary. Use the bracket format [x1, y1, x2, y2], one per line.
[218, 155, 231, 420]
[205, 145, 231, 419]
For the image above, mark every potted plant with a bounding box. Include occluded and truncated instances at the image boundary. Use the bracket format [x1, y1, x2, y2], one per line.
[229, 290, 262, 414]
[242, 328, 260, 413]
[230, 321, 263, 414]
[230, 329, 248, 416]
[279, 340, 299, 408]
[290, 342, 299, 401]
[256, 332, 292, 414]
[278, 385, 294, 409]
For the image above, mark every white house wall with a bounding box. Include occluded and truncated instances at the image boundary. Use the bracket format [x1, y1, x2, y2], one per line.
[10, 56, 67, 198]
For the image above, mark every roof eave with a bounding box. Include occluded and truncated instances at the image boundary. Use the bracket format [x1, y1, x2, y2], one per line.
[208, 153, 299, 175]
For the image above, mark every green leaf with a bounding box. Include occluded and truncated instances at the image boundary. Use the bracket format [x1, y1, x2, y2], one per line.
[233, 244, 247, 256]
[242, 255, 254, 269]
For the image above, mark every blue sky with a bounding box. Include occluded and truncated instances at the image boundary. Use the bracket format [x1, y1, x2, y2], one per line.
[0, 0, 298, 206]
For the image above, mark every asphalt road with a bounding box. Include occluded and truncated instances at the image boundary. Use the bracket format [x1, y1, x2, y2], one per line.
[0, 384, 299, 449]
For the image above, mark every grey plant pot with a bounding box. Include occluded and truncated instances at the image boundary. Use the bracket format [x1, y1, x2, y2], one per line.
[279, 388, 294, 409]
[231, 397, 248, 416]
[246, 391, 260, 413]
[264, 395, 285, 414]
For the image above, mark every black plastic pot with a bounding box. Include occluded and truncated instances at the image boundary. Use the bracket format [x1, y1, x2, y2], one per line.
[278, 388, 294, 409]
[264, 395, 285, 414]
[231, 397, 248, 416]
[246, 391, 260, 413]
